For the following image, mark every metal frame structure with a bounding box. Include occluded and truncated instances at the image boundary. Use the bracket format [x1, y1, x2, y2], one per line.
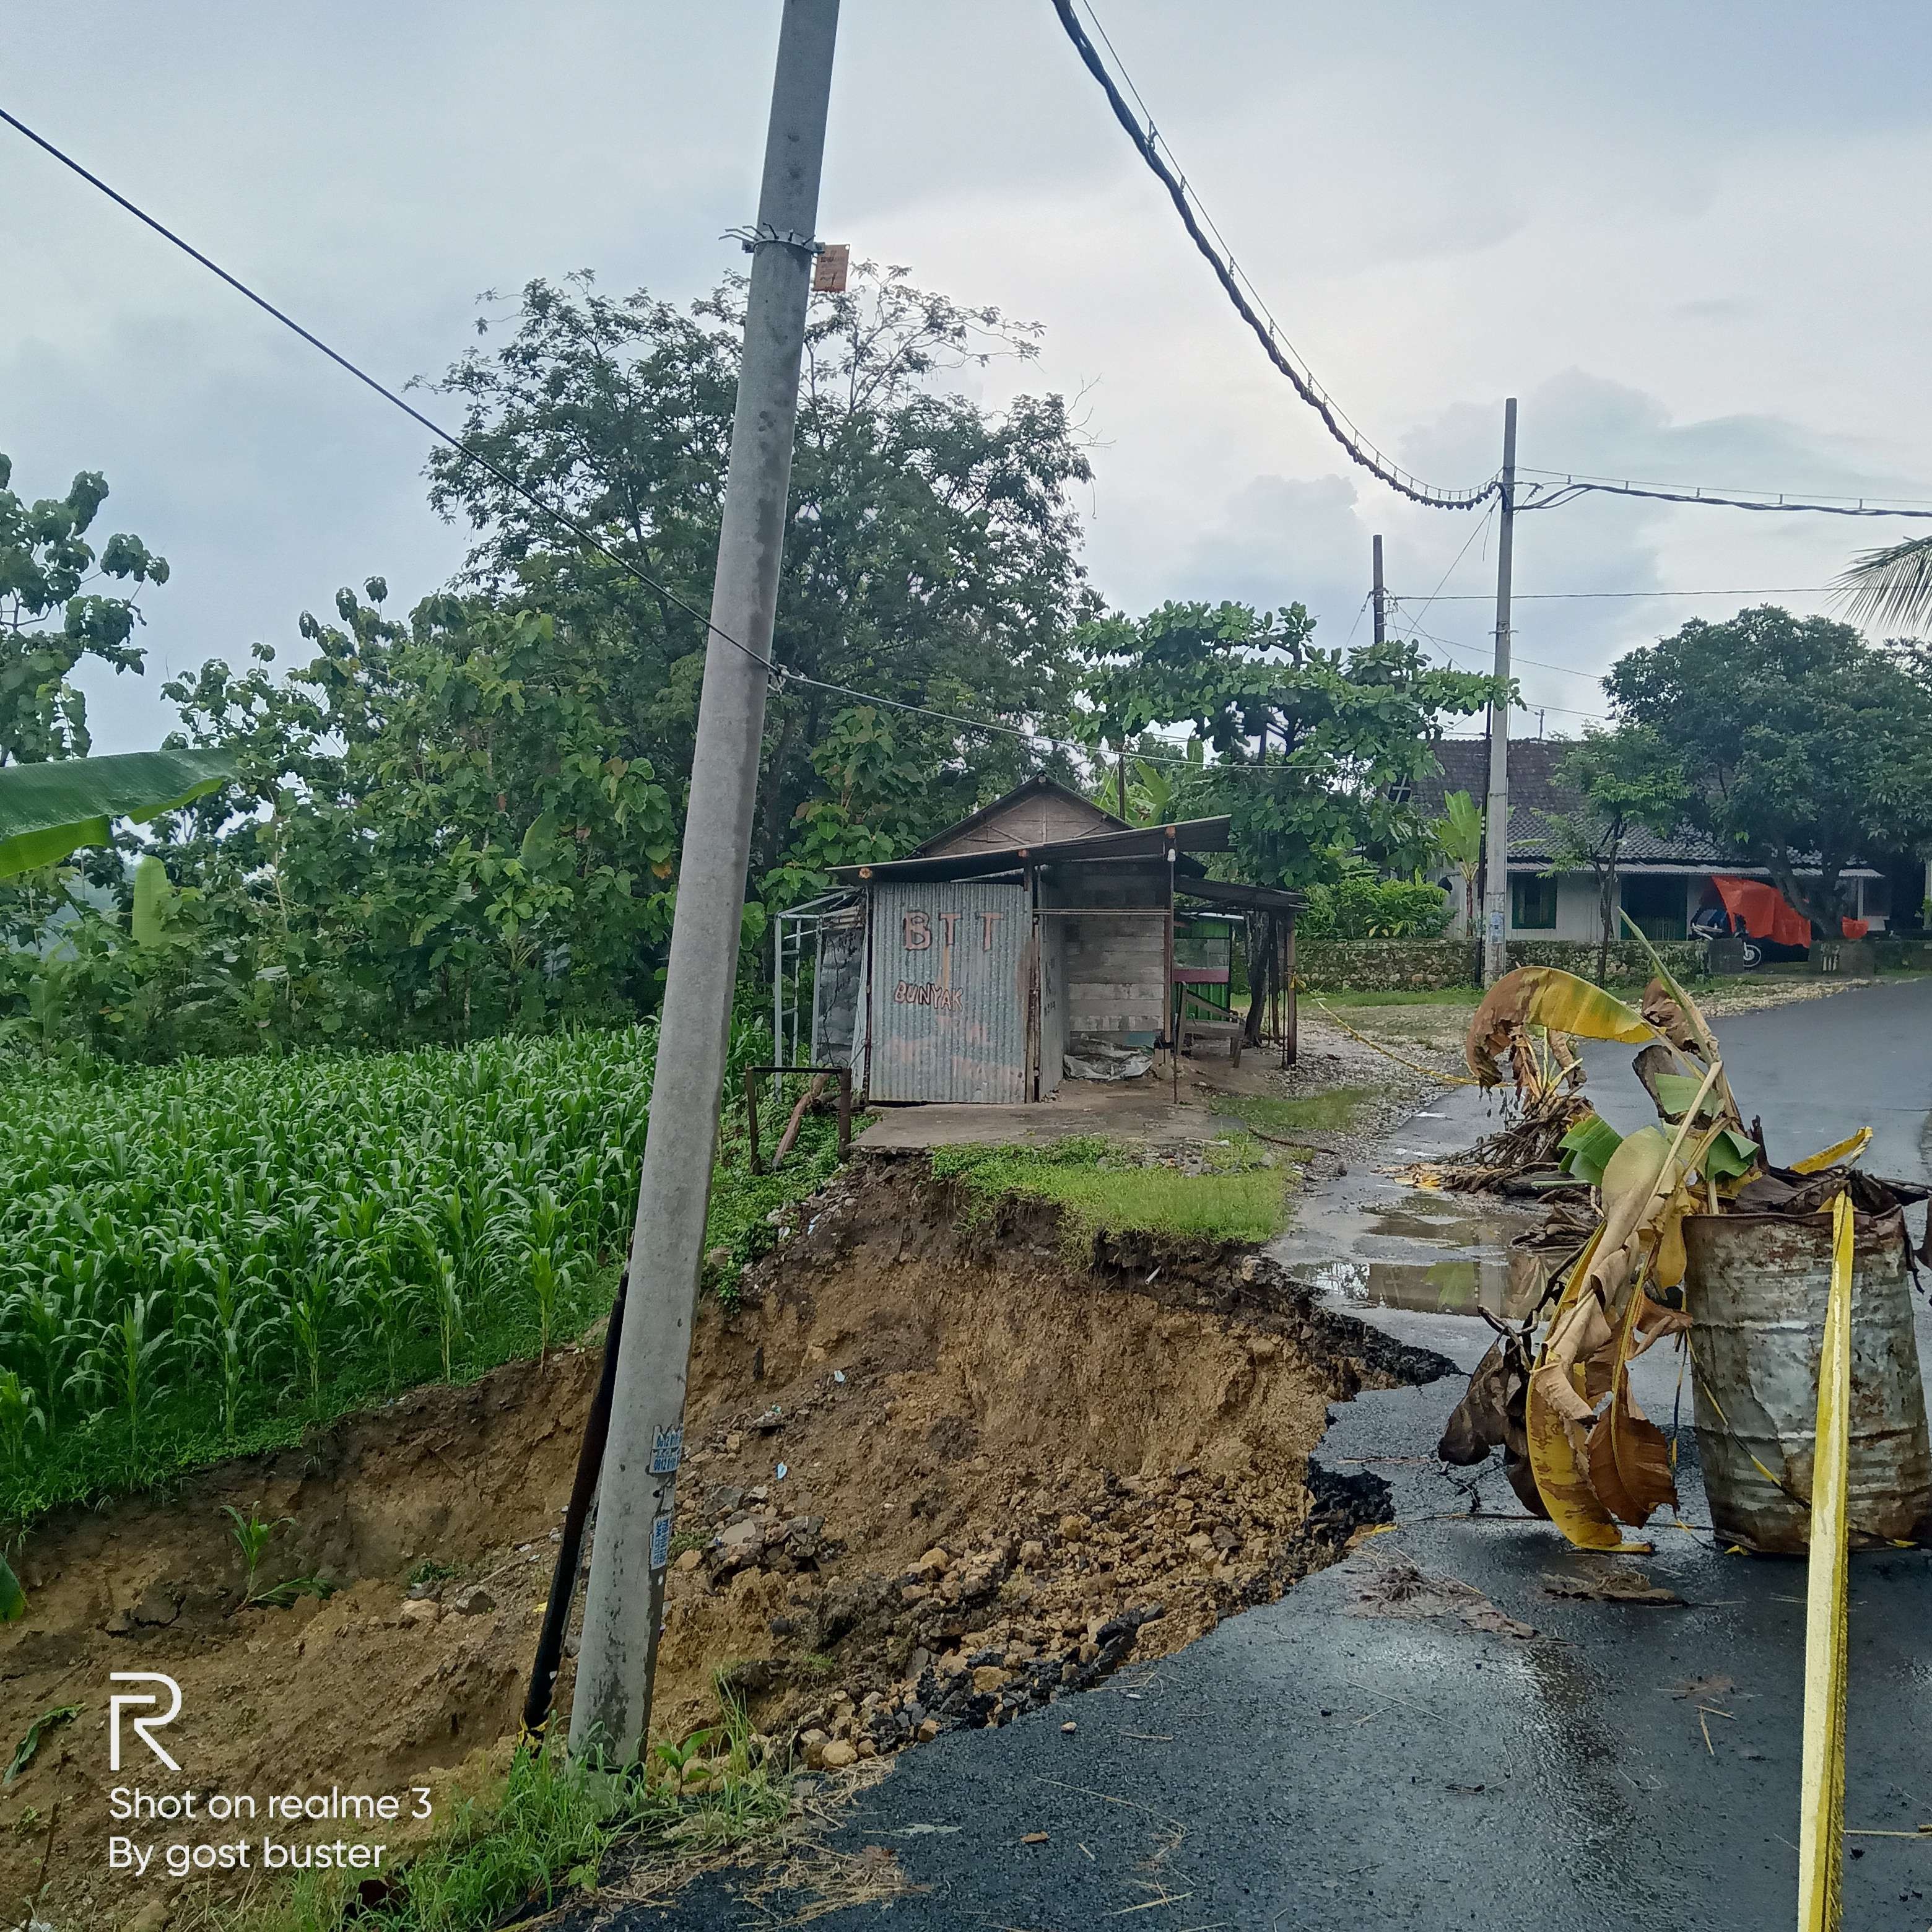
[771, 890, 859, 1068]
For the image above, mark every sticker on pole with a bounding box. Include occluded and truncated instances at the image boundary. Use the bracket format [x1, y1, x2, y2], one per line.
[649, 1515, 672, 1572]
[649, 1424, 684, 1476]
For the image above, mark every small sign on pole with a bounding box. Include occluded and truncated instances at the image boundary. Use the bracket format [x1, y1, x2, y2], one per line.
[812, 243, 850, 293]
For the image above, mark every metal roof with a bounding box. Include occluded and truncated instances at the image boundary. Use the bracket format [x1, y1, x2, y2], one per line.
[908, 772, 1128, 858]
[834, 816, 1233, 885]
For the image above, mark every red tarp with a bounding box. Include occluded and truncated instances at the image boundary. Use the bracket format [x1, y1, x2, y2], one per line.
[1711, 875, 1868, 945]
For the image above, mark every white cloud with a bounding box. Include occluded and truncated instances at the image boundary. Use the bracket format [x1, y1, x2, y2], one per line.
[6, 0, 1930, 755]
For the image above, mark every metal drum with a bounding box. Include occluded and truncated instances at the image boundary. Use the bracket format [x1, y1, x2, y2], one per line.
[1682, 1207, 1932, 1552]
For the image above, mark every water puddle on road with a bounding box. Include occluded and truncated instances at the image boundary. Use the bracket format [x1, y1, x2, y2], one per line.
[1292, 1189, 1543, 1320]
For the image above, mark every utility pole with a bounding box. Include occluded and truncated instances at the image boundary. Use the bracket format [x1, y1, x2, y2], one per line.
[1371, 533, 1385, 645]
[1479, 398, 1518, 986]
[569, 0, 840, 1767]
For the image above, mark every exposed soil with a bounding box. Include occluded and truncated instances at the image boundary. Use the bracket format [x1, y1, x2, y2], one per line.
[1, 1157, 1448, 1931]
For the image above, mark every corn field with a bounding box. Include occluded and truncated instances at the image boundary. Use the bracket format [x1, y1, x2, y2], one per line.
[0, 1025, 673, 1518]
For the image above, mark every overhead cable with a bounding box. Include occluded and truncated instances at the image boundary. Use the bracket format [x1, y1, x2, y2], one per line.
[1519, 477, 1932, 521]
[1400, 585, 1839, 602]
[0, 103, 1486, 788]
[1050, 2, 1497, 513]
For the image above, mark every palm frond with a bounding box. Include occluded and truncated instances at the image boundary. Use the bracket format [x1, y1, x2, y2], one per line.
[1832, 535, 1932, 637]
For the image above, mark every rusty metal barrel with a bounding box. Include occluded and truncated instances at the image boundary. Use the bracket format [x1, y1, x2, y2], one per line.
[1682, 1206, 1932, 1552]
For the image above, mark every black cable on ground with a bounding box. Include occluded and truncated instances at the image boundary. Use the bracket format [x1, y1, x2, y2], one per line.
[521, 1270, 629, 1743]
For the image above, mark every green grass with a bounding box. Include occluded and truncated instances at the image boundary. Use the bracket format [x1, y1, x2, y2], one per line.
[1307, 986, 1481, 1007]
[929, 1133, 1291, 1246]
[196, 1687, 791, 1932]
[0, 1028, 845, 1528]
[1214, 1086, 1380, 1138]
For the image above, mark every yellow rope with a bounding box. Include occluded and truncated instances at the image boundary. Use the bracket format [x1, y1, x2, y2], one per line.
[1305, 995, 1484, 1087]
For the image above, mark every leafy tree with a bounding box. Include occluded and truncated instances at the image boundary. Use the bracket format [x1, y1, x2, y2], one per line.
[160, 585, 679, 1046]
[1077, 600, 1501, 888]
[421, 264, 1094, 901]
[0, 455, 168, 765]
[1604, 606, 1932, 934]
[1544, 726, 1687, 983]
[1429, 790, 1483, 935]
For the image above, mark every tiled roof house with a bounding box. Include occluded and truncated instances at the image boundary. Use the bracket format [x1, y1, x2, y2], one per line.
[1413, 739, 1889, 941]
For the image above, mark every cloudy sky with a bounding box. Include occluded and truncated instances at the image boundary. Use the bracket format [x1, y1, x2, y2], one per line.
[7, 1, 1930, 754]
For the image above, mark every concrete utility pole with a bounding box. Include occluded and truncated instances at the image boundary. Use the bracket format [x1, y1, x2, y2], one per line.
[570, 0, 840, 1766]
[1370, 533, 1385, 645]
[1479, 398, 1518, 986]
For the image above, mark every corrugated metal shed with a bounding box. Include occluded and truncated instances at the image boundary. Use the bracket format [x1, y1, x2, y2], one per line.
[866, 879, 1030, 1103]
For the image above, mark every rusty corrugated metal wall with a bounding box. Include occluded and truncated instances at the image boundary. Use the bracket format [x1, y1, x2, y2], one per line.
[866, 880, 1030, 1102]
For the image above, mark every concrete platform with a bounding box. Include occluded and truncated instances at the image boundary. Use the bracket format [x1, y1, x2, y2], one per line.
[851, 1047, 1295, 1151]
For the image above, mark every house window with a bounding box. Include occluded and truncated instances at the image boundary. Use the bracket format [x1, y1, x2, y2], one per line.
[1511, 874, 1558, 931]
[1621, 872, 1687, 942]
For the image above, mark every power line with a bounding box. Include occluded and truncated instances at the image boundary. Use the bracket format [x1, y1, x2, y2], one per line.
[0, 107, 785, 684]
[1392, 615, 1610, 720]
[1399, 506, 1499, 636]
[0, 103, 1497, 790]
[1518, 466, 1932, 513]
[1050, 1, 1497, 513]
[1520, 477, 1932, 521]
[1395, 585, 1839, 602]
[0, 103, 1268, 783]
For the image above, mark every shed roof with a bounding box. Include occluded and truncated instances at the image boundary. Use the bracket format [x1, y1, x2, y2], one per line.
[912, 773, 1126, 859]
[835, 816, 1234, 886]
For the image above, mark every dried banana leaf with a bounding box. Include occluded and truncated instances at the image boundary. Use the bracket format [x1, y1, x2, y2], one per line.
[1466, 967, 1656, 1087]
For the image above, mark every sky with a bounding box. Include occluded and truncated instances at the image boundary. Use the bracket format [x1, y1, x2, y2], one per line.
[7, 1, 1931, 754]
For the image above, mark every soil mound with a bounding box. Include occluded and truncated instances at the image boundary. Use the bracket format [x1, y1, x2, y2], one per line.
[2, 1155, 1446, 1929]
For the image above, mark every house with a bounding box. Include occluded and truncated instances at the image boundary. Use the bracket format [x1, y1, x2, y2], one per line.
[1414, 740, 1890, 941]
[772, 775, 1299, 1104]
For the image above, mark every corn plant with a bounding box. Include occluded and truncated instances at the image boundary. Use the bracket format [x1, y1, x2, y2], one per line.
[0, 1018, 800, 1517]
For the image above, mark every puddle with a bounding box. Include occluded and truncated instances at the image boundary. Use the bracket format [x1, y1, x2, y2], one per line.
[1313, 1251, 1539, 1319]
[1283, 1175, 1542, 1319]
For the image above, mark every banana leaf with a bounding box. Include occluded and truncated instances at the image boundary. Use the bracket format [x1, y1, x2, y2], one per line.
[1466, 967, 1656, 1086]
[0, 1554, 22, 1623]
[1557, 1112, 1624, 1186]
[0, 747, 235, 877]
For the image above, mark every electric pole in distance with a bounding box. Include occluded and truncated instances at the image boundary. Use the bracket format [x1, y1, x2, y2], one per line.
[1479, 398, 1517, 986]
[570, 0, 841, 1767]
[1371, 533, 1386, 645]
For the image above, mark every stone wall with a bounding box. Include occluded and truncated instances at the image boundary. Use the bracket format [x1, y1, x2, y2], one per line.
[1294, 937, 1708, 992]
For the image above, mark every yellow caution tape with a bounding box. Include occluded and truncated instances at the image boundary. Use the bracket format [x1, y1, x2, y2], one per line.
[1791, 1128, 1872, 1175]
[1797, 1191, 1854, 1932]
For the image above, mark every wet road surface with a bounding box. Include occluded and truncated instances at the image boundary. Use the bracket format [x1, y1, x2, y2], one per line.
[638, 981, 1932, 1931]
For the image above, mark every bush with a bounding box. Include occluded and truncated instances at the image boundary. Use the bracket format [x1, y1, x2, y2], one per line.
[1297, 874, 1451, 941]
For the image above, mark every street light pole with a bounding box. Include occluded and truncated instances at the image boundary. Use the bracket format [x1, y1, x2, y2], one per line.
[569, 0, 840, 1766]
[1480, 398, 1518, 986]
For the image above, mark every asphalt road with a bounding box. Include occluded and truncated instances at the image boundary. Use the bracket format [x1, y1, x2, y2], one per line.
[629, 981, 1932, 1932]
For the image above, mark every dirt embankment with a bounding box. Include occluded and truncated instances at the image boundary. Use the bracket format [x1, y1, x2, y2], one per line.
[2, 1156, 1447, 1930]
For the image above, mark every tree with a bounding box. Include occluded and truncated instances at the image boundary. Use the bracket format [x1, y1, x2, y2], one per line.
[421, 265, 1094, 903]
[1544, 726, 1687, 984]
[1604, 606, 1932, 934]
[1077, 600, 1502, 889]
[162, 586, 679, 1046]
[0, 455, 169, 765]
[1429, 790, 1483, 935]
